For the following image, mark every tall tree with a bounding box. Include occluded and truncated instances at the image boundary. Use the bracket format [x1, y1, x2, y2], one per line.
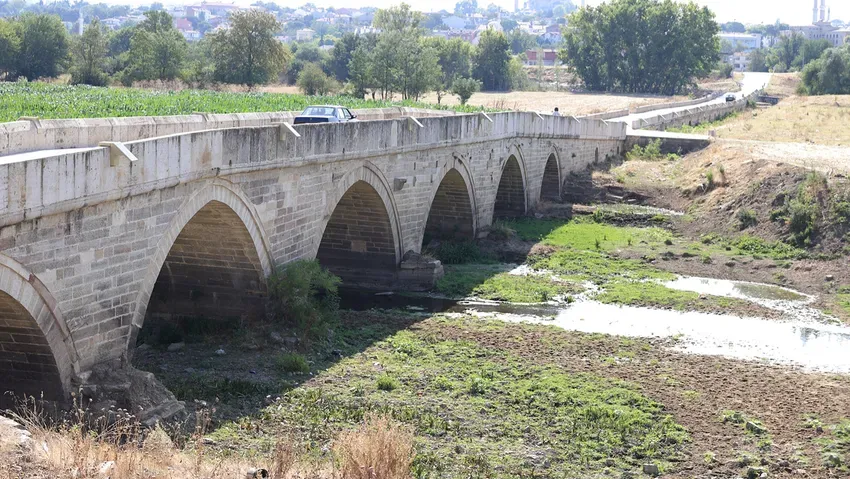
[209, 9, 290, 86]
[329, 32, 360, 81]
[70, 18, 109, 86]
[474, 29, 511, 91]
[373, 3, 422, 33]
[347, 44, 372, 98]
[801, 46, 850, 95]
[124, 10, 187, 82]
[424, 36, 474, 102]
[0, 19, 20, 79]
[15, 13, 69, 80]
[559, 0, 718, 95]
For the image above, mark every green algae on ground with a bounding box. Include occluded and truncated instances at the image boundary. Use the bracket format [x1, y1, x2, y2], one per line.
[530, 249, 675, 283]
[436, 264, 582, 302]
[596, 281, 768, 313]
[205, 315, 688, 477]
[503, 217, 673, 251]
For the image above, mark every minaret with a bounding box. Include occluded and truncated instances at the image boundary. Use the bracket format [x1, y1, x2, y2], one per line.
[514, 0, 518, 12]
[820, 0, 826, 23]
[813, 0, 818, 24]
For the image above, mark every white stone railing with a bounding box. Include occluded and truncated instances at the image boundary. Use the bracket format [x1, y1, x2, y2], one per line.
[0, 111, 626, 227]
[0, 107, 456, 157]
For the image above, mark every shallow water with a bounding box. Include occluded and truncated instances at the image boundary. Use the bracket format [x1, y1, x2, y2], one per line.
[546, 301, 850, 373]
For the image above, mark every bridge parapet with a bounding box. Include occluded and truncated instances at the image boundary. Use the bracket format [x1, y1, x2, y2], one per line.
[0, 107, 457, 158]
[0, 112, 626, 228]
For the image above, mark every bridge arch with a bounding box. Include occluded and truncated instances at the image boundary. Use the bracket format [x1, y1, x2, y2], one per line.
[129, 180, 273, 351]
[315, 163, 403, 288]
[0, 255, 79, 404]
[492, 146, 528, 220]
[421, 158, 478, 247]
[540, 151, 562, 202]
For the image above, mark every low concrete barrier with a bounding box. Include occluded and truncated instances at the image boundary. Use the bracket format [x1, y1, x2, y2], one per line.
[0, 107, 457, 157]
[577, 108, 630, 121]
[631, 90, 761, 131]
[631, 91, 725, 114]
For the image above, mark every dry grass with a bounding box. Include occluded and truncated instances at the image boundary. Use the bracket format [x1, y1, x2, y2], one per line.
[418, 90, 684, 114]
[0, 403, 414, 479]
[709, 95, 850, 146]
[334, 415, 414, 479]
[765, 72, 802, 97]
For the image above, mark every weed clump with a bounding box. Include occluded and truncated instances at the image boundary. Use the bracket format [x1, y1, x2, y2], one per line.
[376, 375, 399, 392]
[334, 415, 415, 479]
[626, 139, 679, 161]
[276, 352, 310, 374]
[428, 241, 489, 265]
[769, 172, 850, 247]
[267, 259, 341, 344]
[736, 209, 758, 230]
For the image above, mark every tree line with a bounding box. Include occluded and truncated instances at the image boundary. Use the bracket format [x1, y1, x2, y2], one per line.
[748, 33, 838, 74]
[0, 3, 527, 104]
[558, 0, 719, 95]
[0, 10, 289, 87]
[295, 3, 528, 103]
[801, 44, 850, 95]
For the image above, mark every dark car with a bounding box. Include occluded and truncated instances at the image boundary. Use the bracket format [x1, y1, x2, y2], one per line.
[293, 105, 358, 124]
[725, 94, 736, 102]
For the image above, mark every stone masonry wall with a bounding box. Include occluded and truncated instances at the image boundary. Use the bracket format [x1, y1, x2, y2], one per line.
[0, 112, 626, 399]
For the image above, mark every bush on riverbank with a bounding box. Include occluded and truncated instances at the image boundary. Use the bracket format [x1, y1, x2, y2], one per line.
[267, 259, 341, 344]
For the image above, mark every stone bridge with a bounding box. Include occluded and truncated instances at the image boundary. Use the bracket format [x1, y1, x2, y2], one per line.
[0, 111, 625, 407]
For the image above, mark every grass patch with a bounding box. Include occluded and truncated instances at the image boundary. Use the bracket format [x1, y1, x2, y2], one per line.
[505, 216, 673, 251]
[530, 250, 675, 283]
[426, 241, 494, 265]
[229, 321, 689, 477]
[376, 374, 400, 392]
[275, 352, 310, 374]
[816, 419, 850, 471]
[596, 281, 754, 312]
[436, 265, 581, 302]
[837, 286, 850, 315]
[0, 81, 485, 122]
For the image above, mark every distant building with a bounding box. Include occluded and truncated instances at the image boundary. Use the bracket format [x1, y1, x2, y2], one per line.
[525, 49, 559, 66]
[186, 2, 239, 18]
[728, 51, 751, 72]
[718, 33, 762, 50]
[182, 30, 201, 41]
[296, 28, 315, 41]
[442, 15, 466, 30]
[790, 0, 850, 47]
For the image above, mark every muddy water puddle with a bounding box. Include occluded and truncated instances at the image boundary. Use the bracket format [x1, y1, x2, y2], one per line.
[341, 276, 850, 374]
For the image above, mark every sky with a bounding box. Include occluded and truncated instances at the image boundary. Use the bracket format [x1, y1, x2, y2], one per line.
[300, 0, 850, 25]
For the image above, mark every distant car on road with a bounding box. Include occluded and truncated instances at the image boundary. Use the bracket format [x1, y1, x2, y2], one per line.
[725, 94, 737, 102]
[293, 105, 358, 124]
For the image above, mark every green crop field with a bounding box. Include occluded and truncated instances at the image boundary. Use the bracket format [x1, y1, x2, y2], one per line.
[0, 82, 485, 122]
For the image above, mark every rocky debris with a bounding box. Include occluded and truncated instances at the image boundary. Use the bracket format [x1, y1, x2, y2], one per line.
[215, 348, 226, 356]
[246, 467, 269, 478]
[166, 342, 185, 352]
[79, 365, 185, 427]
[825, 274, 835, 281]
[746, 421, 767, 435]
[642, 463, 659, 476]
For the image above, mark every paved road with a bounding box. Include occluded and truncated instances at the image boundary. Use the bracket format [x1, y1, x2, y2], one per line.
[612, 72, 772, 126]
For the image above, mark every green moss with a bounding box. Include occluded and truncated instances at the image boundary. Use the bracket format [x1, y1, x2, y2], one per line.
[596, 281, 757, 313]
[436, 265, 582, 302]
[505, 217, 673, 251]
[230, 321, 689, 476]
[531, 250, 675, 283]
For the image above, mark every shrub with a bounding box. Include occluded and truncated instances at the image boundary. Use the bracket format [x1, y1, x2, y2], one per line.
[267, 259, 341, 343]
[297, 62, 339, 96]
[275, 352, 310, 373]
[736, 209, 758, 230]
[451, 77, 481, 105]
[488, 221, 516, 240]
[626, 139, 664, 161]
[334, 414, 414, 479]
[705, 170, 715, 189]
[429, 241, 487, 265]
[787, 198, 817, 245]
[376, 374, 399, 392]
